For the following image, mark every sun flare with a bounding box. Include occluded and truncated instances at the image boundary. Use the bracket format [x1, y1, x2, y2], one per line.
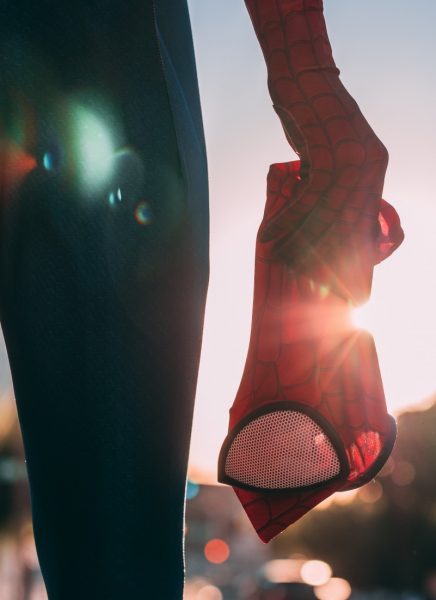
[350, 302, 375, 335]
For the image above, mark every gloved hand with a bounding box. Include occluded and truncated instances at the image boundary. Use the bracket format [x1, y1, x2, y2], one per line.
[243, 0, 392, 299]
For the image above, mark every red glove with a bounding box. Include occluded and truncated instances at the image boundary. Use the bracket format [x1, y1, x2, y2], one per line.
[242, 0, 392, 294]
[218, 160, 403, 542]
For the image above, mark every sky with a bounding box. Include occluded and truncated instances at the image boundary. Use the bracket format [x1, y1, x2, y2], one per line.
[0, 1, 434, 482]
[186, 0, 436, 480]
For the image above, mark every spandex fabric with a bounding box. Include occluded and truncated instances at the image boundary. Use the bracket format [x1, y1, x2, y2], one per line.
[218, 160, 403, 542]
[0, 1, 209, 598]
[218, 0, 404, 542]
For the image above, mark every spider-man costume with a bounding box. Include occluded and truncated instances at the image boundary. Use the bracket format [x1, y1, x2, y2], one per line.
[218, 0, 404, 542]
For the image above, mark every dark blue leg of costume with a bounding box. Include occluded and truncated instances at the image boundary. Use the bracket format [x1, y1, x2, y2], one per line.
[0, 1, 209, 598]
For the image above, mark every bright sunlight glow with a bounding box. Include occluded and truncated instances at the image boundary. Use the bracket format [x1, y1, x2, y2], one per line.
[68, 98, 117, 195]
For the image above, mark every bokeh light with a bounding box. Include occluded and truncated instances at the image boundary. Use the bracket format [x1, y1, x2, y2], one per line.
[196, 584, 223, 600]
[184, 577, 210, 599]
[378, 457, 395, 477]
[314, 577, 352, 600]
[204, 539, 230, 564]
[300, 560, 332, 586]
[263, 558, 306, 583]
[391, 461, 415, 486]
[186, 480, 200, 501]
[358, 480, 383, 504]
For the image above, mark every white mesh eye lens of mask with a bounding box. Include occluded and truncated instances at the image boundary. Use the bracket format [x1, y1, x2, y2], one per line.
[224, 410, 341, 489]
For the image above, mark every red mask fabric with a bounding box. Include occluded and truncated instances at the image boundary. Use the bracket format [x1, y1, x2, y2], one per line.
[217, 0, 404, 543]
[218, 160, 403, 542]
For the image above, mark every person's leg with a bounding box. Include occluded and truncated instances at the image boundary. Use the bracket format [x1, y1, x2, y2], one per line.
[0, 1, 208, 598]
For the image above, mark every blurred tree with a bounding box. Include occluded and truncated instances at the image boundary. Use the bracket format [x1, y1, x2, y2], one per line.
[0, 396, 29, 533]
[0, 398, 16, 530]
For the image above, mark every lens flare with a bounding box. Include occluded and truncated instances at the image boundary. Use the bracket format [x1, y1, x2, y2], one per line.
[108, 187, 123, 208]
[134, 201, 152, 225]
[70, 102, 115, 192]
[43, 152, 54, 170]
[350, 301, 373, 333]
[0, 143, 37, 195]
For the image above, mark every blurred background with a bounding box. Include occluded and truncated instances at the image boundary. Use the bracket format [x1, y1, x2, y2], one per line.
[1, 0, 436, 598]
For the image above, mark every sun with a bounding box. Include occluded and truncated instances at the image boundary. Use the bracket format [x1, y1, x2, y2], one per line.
[350, 301, 375, 334]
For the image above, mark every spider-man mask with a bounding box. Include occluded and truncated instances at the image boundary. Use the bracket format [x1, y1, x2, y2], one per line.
[218, 159, 404, 542]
